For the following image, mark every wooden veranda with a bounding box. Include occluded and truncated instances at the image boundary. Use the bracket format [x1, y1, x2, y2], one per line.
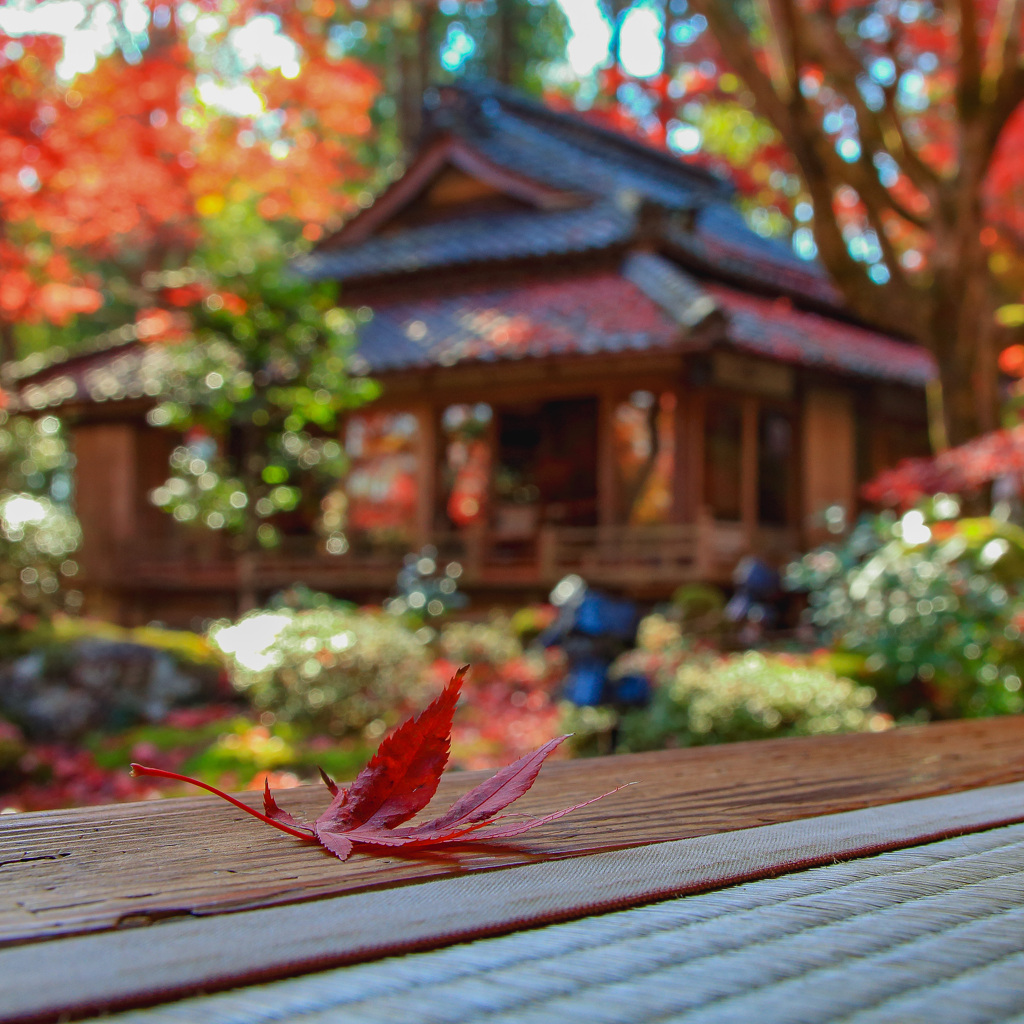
[4, 716, 1024, 1022]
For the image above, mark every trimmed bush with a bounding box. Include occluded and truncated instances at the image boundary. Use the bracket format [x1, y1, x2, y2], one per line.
[210, 607, 430, 737]
[436, 615, 522, 668]
[787, 504, 1024, 719]
[566, 652, 879, 755]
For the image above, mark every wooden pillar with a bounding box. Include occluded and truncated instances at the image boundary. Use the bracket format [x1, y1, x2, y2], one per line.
[597, 387, 619, 527]
[740, 397, 759, 549]
[802, 388, 856, 547]
[413, 402, 437, 548]
[675, 389, 704, 523]
[71, 421, 138, 620]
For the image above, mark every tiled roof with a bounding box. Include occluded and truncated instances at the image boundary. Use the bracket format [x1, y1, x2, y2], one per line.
[349, 257, 933, 388]
[16, 343, 170, 411]
[304, 83, 832, 301]
[15, 269, 933, 409]
[456, 95, 725, 211]
[666, 204, 839, 306]
[349, 272, 682, 374]
[296, 203, 633, 284]
[706, 283, 936, 385]
[623, 252, 720, 329]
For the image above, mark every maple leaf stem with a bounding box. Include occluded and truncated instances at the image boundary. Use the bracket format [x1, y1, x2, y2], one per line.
[130, 763, 314, 840]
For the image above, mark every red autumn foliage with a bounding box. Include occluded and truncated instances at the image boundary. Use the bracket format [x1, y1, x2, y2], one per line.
[132, 669, 624, 862]
[0, 8, 380, 331]
[864, 424, 1024, 507]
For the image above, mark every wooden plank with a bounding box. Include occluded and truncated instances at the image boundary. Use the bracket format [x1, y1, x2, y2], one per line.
[7, 783, 1024, 1024]
[2, 716, 1023, 950]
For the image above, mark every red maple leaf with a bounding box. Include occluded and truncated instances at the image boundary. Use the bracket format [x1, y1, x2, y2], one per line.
[131, 669, 625, 862]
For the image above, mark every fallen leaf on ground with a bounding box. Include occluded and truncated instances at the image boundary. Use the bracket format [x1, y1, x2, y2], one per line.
[131, 668, 627, 861]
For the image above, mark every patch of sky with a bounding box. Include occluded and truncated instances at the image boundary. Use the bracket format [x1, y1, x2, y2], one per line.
[749, 207, 776, 238]
[838, 137, 861, 162]
[619, 3, 663, 78]
[440, 22, 476, 72]
[858, 12, 890, 41]
[17, 166, 40, 193]
[668, 121, 701, 153]
[0, 0, 87, 37]
[618, 80, 656, 116]
[669, 15, 705, 46]
[0, 0, 300, 93]
[873, 151, 900, 187]
[899, 70, 928, 110]
[556, 0, 666, 79]
[556, 0, 612, 76]
[848, 230, 882, 265]
[197, 77, 264, 118]
[231, 15, 300, 77]
[328, 22, 365, 58]
[857, 75, 885, 111]
[793, 227, 818, 261]
[870, 57, 897, 85]
[823, 110, 844, 134]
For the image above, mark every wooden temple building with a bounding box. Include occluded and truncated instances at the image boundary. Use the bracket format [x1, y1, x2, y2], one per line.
[15, 83, 935, 625]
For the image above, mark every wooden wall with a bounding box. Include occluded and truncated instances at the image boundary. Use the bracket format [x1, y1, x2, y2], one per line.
[801, 388, 856, 545]
[72, 421, 139, 620]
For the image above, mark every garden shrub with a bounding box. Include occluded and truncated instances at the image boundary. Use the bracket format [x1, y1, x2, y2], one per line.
[508, 604, 557, 642]
[607, 612, 692, 689]
[210, 606, 430, 736]
[0, 618, 227, 740]
[437, 614, 522, 668]
[49, 617, 224, 672]
[0, 717, 25, 773]
[668, 583, 726, 634]
[0, 414, 82, 647]
[786, 501, 1024, 719]
[566, 652, 878, 755]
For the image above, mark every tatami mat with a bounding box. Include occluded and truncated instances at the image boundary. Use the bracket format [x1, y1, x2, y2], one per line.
[103, 822, 1024, 1024]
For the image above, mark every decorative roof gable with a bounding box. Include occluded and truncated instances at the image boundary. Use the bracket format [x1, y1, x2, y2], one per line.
[300, 82, 836, 309]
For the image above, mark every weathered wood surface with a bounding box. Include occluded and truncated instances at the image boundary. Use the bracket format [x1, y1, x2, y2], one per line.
[2, 715, 1023, 950]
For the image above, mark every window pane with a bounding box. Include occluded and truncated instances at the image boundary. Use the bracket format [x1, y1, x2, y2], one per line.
[441, 403, 492, 528]
[344, 411, 419, 544]
[613, 391, 676, 524]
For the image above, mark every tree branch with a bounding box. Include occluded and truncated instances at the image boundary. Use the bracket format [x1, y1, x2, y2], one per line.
[759, 0, 799, 103]
[956, 0, 983, 119]
[803, 5, 938, 206]
[686, 0, 799, 140]
[979, 0, 1024, 162]
[687, 0, 928, 335]
[876, 81, 943, 193]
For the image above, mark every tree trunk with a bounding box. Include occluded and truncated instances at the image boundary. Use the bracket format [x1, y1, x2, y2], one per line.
[492, 1, 513, 84]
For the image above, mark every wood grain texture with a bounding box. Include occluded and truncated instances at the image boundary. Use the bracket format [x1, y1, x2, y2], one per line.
[2, 715, 1023, 950]
[8, 785, 1024, 1024]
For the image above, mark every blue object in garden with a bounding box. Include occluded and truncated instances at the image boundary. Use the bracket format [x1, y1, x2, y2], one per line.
[574, 591, 640, 640]
[564, 659, 609, 706]
[610, 673, 650, 706]
[546, 575, 644, 707]
[726, 556, 782, 632]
